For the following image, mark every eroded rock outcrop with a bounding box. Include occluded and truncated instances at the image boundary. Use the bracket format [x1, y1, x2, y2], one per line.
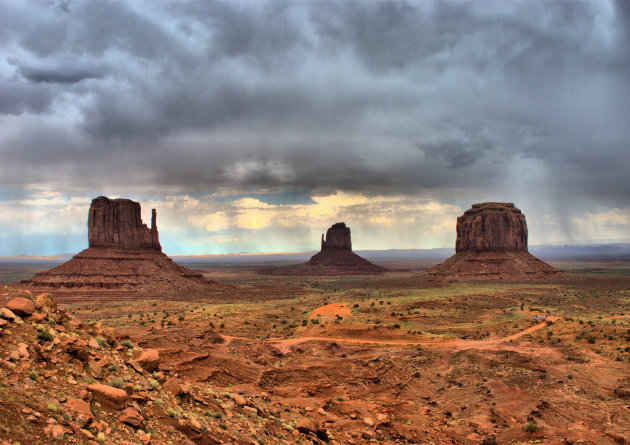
[428, 202, 559, 281]
[456, 203, 527, 253]
[88, 197, 160, 250]
[321, 222, 352, 251]
[21, 197, 223, 299]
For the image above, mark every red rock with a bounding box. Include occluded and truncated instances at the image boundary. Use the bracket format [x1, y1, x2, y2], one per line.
[232, 393, 246, 406]
[0, 308, 17, 321]
[25, 313, 44, 322]
[88, 384, 128, 409]
[128, 360, 144, 374]
[27, 343, 47, 362]
[35, 293, 57, 312]
[119, 407, 143, 426]
[17, 343, 29, 358]
[67, 399, 92, 418]
[321, 222, 352, 250]
[136, 349, 160, 372]
[20, 197, 223, 297]
[428, 202, 560, 281]
[304, 222, 385, 274]
[163, 378, 183, 396]
[51, 424, 65, 440]
[6, 297, 34, 316]
[189, 418, 202, 432]
[88, 196, 160, 250]
[456, 203, 527, 252]
[614, 385, 630, 399]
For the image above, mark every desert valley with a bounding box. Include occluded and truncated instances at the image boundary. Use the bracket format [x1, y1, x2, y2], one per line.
[0, 198, 628, 445]
[2, 2, 630, 444]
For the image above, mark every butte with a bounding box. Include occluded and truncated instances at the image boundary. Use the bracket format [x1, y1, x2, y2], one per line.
[21, 196, 222, 300]
[427, 202, 560, 281]
[264, 222, 385, 275]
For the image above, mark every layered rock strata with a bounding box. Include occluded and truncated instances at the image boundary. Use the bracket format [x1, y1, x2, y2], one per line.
[21, 197, 221, 299]
[428, 203, 559, 281]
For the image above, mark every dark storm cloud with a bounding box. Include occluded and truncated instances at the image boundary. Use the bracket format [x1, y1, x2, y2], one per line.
[17, 65, 101, 84]
[0, 0, 629, 208]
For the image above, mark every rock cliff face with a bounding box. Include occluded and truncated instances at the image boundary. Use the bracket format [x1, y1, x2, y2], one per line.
[88, 197, 160, 250]
[428, 202, 559, 281]
[456, 203, 527, 253]
[321, 222, 352, 251]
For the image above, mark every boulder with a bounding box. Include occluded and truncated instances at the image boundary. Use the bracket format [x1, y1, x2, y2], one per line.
[6, 297, 35, 316]
[135, 349, 160, 372]
[87, 384, 128, 409]
[67, 399, 92, 418]
[614, 385, 630, 399]
[455, 203, 528, 253]
[0, 308, 17, 321]
[119, 407, 143, 427]
[35, 293, 57, 312]
[163, 378, 183, 396]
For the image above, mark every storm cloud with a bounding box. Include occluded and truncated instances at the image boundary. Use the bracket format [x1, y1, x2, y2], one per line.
[0, 0, 629, 255]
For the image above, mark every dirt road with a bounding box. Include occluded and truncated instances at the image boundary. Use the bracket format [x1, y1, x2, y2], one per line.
[223, 316, 560, 354]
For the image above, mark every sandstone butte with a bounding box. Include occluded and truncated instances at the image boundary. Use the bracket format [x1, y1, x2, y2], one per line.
[305, 222, 385, 273]
[21, 196, 223, 299]
[260, 222, 385, 276]
[428, 202, 560, 280]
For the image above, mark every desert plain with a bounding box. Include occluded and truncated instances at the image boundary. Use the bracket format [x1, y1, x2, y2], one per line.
[1, 255, 629, 445]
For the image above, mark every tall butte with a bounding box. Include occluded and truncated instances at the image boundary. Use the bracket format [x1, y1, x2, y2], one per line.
[22, 197, 221, 300]
[428, 202, 560, 280]
[306, 222, 385, 273]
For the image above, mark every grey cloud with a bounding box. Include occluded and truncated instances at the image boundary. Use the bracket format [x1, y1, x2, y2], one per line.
[0, 0, 628, 209]
[18, 65, 101, 84]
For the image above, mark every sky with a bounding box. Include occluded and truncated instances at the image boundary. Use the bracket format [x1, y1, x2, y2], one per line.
[1, 0, 629, 256]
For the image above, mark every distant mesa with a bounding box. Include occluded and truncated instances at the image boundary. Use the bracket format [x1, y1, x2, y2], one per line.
[264, 222, 385, 275]
[21, 196, 222, 300]
[428, 202, 560, 280]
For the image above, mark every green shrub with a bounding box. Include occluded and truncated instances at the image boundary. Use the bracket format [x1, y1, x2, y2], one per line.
[47, 403, 58, 413]
[121, 340, 134, 349]
[525, 421, 537, 433]
[28, 371, 38, 381]
[37, 330, 54, 342]
[109, 377, 124, 389]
